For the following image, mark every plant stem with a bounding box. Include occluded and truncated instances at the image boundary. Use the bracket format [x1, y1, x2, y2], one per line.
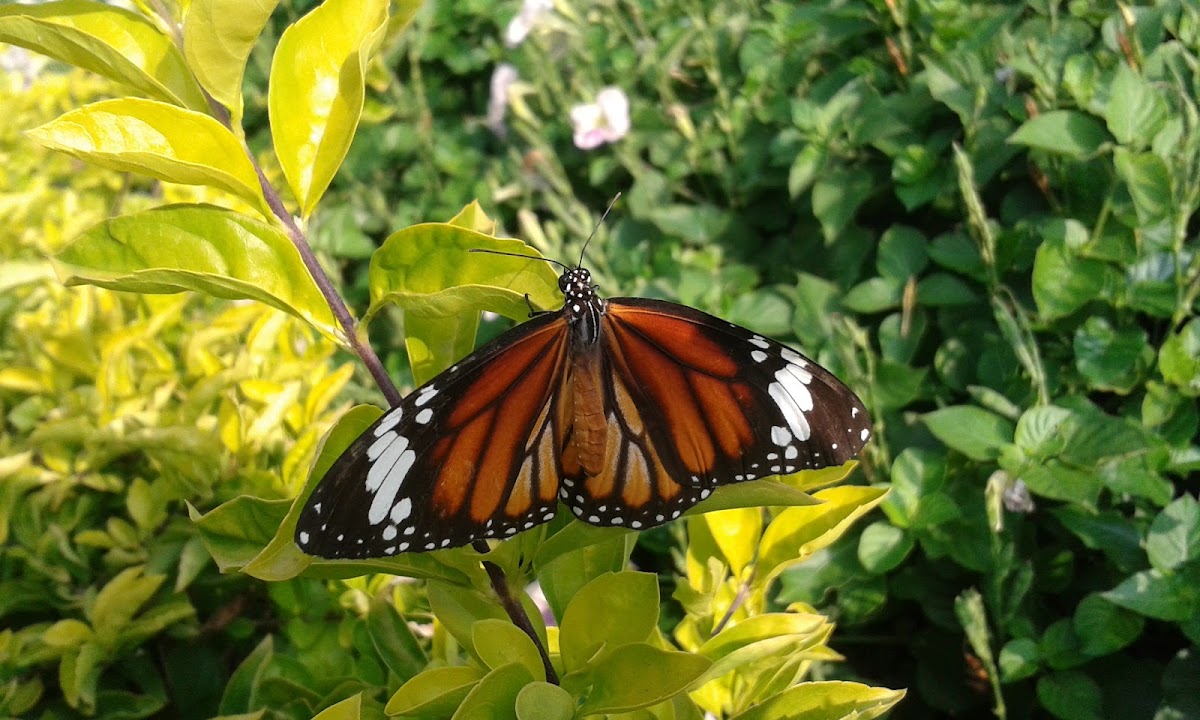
[474, 541, 559, 685]
[206, 101, 401, 407]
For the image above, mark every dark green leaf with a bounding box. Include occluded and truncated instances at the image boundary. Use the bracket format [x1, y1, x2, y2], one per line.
[923, 406, 1014, 461]
[1009, 110, 1109, 159]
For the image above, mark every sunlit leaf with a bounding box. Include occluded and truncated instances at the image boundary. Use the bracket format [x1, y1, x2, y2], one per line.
[53, 205, 339, 342]
[0, 0, 206, 110]
[183, 0, 279, 122]
[269, 0, 389, 216]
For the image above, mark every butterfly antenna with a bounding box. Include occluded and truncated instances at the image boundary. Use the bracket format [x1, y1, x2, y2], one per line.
[578, 192, 621, 268]
[468, 248, 571, 271]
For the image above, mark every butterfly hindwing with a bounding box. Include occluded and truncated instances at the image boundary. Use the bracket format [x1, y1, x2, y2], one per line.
[561, 298, 871, 525]
[295, 312, 570, 558]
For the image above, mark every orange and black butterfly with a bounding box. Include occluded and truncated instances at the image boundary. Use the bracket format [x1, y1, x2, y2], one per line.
[295, 250, 871, 558]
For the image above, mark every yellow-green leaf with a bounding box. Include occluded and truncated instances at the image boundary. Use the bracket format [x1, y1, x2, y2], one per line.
[0, 0, 206, 110]
[367, 225, 560, 384]
[473, 619, 545, 681]
[269, 0, 389, 216]
[28, 99, 267, 213]
[730, 680, 905, 720]
[53, 205, 340, 343]
[312, 693, 361, 720]
[559, 571, 658, 671]
[88, 566, 164, 641]
[757, 486, 889, 587]
[385, 665, 486, 717]
[183, 0, 279, 122]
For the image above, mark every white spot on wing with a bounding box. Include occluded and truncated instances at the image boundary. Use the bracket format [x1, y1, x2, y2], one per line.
[374, 408, 403, 436]
[768, 381, 811, 441]
[416, 408, 433, 424]
[785, 445, 798, 460]
[367, 435, 410, 492]
[780, 348, 807, 367]
[299, 531, 309, 545]
[771, 426, 791, 446]
[391, 497, 412, 523]
[416, 388, 438, 406]
[751, 350, 767, 363]
[367, 431, 397, 461]
[368, 448, 415, 525]
[749, 335, 769, 349]
[861, 428, 870, 441]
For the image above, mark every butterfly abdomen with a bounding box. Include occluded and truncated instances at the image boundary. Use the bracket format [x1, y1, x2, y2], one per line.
[569, 340, 608, 476]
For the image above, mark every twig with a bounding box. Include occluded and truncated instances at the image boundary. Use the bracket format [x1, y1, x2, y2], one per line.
[475, 541, 559, 684]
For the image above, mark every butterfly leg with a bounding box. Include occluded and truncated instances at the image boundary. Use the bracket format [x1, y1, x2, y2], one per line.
[526, 293, 551, 318]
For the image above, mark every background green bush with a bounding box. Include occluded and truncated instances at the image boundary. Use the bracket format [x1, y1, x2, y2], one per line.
[3, 0, 1199, 719]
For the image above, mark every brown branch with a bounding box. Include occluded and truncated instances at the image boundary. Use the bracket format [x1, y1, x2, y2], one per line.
[475, 541, 559, 685]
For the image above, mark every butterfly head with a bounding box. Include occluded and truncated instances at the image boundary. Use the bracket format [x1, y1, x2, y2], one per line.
[559, 267, 604, 344]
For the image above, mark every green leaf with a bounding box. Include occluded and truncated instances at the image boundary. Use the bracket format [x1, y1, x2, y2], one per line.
[452, 663, 533, 720]
[883, 448, 946, 528]
[812, 168, 873, 242]
[427, 581, 535, 666]
[183, 0, 279, 122]
[53, 205, 340, 342]
[758, 486, 888, 585]
[1008, 110, 1109, 159]
[367, 597, 427, 681]
[688, 477, 824, 515]
[367, 227, 559, 384]
[917, 272, 979, 307]
[1113, 148, 1172, 226]
[1032, 234, 1113, 316]
[385, 665, 485, 717]
[696, 612, 830, 685]
[1103, 568, 1199, 621]
[269, 0, 389, 216]
[190, 496, 293, 573]
[514, 682, 574, 720]
[28, 99, 267, 212]
[1105, 65, 1169, 147]
[876, 225, 929, 281]
[575, 644, 710, 715]
[312, 693, 361, 720]
[559, 571, 658, 671]
[1037, 671, 1103, 720]
[857, 521, 913, 574]
[1146, 495, 1200, 571]
[730, 680, 905, 720]
[89, 566, 164, 642]
[1072, 316, 1150, 393]
[1073, 594, 1143, 658]
[473, 619, 545, 681]
[841, 277, 902, 314]
[219, 636, 273, 715]
[0, 0, 207, 110]
[999, 638, 1040, 682]
[923, 405, 1014, 461]
[1159, 319, 1200, 394]
[368, 227, 560, 324]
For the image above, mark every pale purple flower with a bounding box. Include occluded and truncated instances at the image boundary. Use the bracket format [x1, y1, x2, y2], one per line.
[486, 63, 519, 138]
[569, 87, 630, 150]
[505, 0, 554, 47]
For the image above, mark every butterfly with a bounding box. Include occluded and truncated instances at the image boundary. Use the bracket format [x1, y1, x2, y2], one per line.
[295, 251, 871, 559]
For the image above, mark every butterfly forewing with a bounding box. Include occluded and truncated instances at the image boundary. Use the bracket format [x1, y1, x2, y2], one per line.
[560, 298, 871, 525]
[295, 312, 570, 558]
